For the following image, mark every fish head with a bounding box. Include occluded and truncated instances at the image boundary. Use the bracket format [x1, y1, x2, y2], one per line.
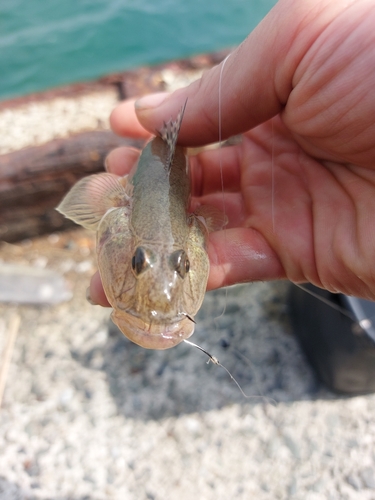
[99, 223, 209, 350]
[111, 243, 199, 349]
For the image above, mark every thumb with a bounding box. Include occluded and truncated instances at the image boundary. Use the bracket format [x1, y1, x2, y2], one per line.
[134, 0, 343, 146]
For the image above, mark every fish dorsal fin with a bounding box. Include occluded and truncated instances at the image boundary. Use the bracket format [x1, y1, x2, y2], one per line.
[57, 173, 130, 231]
[158, 99, 187, 172]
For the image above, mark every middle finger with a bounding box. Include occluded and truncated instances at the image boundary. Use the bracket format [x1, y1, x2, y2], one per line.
[105, 147, 141, 176]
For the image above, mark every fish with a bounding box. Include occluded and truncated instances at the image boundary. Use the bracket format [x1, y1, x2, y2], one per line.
[57, 103, 224, 350]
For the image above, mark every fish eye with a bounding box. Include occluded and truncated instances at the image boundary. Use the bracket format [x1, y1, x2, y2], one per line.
[170, 250, 190, 279]
[131, 246, 153, 276]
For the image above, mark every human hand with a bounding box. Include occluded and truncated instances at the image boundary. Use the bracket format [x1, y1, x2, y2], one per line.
[90, 0, 375, 305]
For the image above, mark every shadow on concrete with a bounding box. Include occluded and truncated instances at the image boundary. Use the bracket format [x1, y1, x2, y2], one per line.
[0, 477, 26, 500]
[0, 475, 120, 500]
[73, 281, 335, 420]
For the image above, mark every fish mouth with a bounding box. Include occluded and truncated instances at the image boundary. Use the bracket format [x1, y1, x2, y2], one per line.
[111, 310, 195, 350]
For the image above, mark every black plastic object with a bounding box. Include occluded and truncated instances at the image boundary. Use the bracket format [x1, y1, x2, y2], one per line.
[288, 283, 375, 395]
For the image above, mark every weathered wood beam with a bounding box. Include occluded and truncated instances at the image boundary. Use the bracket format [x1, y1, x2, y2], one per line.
[0, 130, 143, 242]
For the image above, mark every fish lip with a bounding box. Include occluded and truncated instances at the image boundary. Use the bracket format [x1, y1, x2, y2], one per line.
[111, 310, 195, 350]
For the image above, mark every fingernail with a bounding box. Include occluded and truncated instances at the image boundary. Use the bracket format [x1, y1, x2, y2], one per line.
[86, 287, 97, 305]
[104, 155, 109, 171]
[135, 92, 170, 111]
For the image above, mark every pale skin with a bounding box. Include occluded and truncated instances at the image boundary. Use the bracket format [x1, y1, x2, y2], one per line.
[90, 0, 375, 306]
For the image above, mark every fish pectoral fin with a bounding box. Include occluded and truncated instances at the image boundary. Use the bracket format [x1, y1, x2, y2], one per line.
[57, 173, 131, 230]
[157, 99, 187, 172]
[193, 205, 228, 232]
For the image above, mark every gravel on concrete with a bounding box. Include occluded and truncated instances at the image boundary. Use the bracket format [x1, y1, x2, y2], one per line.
[0, 90, 118, 155]
[0, 229, 375, 500]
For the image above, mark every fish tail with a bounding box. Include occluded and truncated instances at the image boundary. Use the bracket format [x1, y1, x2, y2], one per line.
[158, 99, 187, 172]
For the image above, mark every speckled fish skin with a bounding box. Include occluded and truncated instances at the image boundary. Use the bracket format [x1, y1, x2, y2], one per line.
[99, 137, 209, 349]
[57, 107, 210, 350]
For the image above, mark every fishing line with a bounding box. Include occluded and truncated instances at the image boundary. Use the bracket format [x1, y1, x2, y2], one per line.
[184, 339, 250, 399]
[269, 119, 371, 329]
[213, 52, 231, 322]
[209, 53, 275, 404]
[271, 117, 276, 233]
[218, 54, 230, 147]
[184, 339, 276, 404]
[229, 345, 277, 406]
[294, 283, 374, 331]
[269, 116, 373, 328]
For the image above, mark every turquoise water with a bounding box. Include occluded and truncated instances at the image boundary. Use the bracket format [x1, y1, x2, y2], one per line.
[1, 0, 276, 99]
